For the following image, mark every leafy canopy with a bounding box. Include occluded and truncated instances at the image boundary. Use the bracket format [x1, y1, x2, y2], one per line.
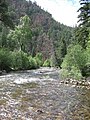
[7, 15, 32, 52]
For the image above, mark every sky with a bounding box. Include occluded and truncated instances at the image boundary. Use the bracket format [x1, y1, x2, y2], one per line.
[30, 0, 80, 27]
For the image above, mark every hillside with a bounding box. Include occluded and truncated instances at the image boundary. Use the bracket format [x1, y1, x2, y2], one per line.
[7, 0, 74, 65]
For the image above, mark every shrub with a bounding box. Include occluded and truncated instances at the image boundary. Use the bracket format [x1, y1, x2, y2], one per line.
[20, 51, 29, 69]
[0, 48, 12, 72]
[11, 51, 29, 70]
[60, 69, 70, 79]
[62, 44, 87, 70]
[11, 51, 23, 70]
[60, 66, 82, 80]
[83, 41, 90, 76]
[61, 44, 87, 79]
[70, 66, 82, 80]
[28, 56, 38, 69]
[34, 53, 43, 67]
[43, 59, 51, 67]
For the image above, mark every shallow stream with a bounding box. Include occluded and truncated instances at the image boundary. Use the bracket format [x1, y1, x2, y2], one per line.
[0, 67, 90, 120]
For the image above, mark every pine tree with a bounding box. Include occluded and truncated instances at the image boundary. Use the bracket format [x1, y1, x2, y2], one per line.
[0, 0, 14, 29]
[77, 0, 90, 48]
[78, 0, 90, 26]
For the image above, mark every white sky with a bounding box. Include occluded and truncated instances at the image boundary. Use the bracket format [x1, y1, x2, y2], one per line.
[30, 0, 80, 27]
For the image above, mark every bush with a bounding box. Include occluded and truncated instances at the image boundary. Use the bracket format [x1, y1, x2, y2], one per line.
[11, 51, 22, 70]
[84, 42, 90, 76]
[0, 48, 12, 72]
[70, 66, 82, 79]
[60, 69, 70, 79]
[11, 52, 43, 70]
[20, 51, 29, 69]
[61, 44, 87, 79]
[62, 44, 87, 70]
[34, 53, 43, 67]
[28, 56, 38, 69]
[60, 66, 82, 80]
[11, 51, 29, 70]
[43, 59, 51, 67]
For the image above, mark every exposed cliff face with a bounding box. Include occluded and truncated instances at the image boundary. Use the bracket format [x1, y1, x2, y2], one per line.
[7, 0, 73, 64]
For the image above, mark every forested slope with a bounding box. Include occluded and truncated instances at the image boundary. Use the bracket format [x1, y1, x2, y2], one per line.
[6, 0, 74, 65]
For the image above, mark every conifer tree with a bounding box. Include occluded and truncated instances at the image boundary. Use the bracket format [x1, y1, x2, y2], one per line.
[0, 0, 14, 29]
[77, 0, 90, 48]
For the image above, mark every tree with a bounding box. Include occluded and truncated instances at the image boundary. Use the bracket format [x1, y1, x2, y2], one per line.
[0, 25, 9, 47]
[61, 44, 87, 79]
[78, 0, 90, 26]
[7, 15, 32, 52]
[77, 0, 90, 48]
[0, 0, 14, 29]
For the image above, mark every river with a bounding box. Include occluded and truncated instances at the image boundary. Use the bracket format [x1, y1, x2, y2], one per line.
[0, 67, 90, 120]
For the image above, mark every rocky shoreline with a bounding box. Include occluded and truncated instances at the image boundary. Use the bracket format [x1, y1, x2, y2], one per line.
[60, 78, 90, 89]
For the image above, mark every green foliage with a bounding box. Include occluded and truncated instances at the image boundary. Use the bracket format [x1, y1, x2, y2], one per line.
[28, 56, 38, 69]
[10, 51, 43, 70]
[61, 44, 87, 79]
[75, 26, 89, 49]
[20, 51, 29, 69]
[77, 0, 90, 49]
[86, 37, 90, 61]
[43, 59, 51, 67]
[7, 0, 74, 64]
[0, 0, 14, 29]
[35, 53, 43, 60]
[7, 30, 19, 51]
[62, 44, 87, 70]
[7, 15, 32, 52]
[0, 48, 43, 71]
[0, 25, 9, 48]
[34, 53, 43, 67]
[49, 23, 73, 66]
[61, 67, 82, 80]
[11, 51, 23, 70]
[11, 51, 29, 70]
[60, 66, 82, 80]
[78, 0, 90, 27]
[0, 48, 12, 71]
[83, 39, 90, 76]
[0, 0, 75, 72]
[68, 66, 82, 80]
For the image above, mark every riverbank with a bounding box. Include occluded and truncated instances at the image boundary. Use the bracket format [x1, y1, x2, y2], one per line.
[60, 78, 90, 89]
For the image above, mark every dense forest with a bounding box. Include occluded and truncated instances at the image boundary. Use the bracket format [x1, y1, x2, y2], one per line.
[0, 0, 90, 79]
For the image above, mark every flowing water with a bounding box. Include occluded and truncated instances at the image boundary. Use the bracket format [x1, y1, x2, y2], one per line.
[0, 67, 90, 120]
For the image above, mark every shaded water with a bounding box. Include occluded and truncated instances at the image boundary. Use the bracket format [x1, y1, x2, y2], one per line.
[0, 67, 90, 120]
